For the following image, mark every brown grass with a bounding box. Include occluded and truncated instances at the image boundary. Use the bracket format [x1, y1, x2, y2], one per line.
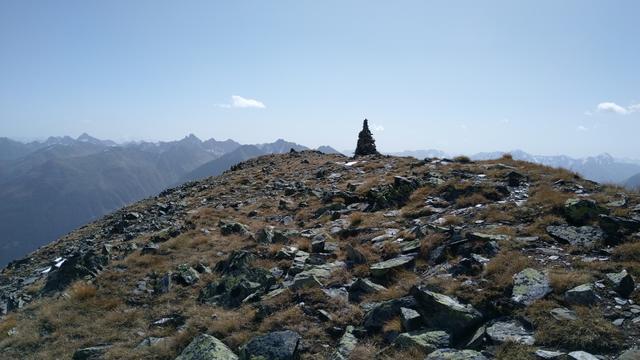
[525, 301, 624, 352]
[455, 193, 488, 208]
[495, 342, 536, 360]
[613, 241, 640, 262]
[350, 212, 364, 227]
[527, 184, 571, 213]
[419, 233, 447, 259]
[350, 341, 380, 360]
[382, 317, 402, 333]
[549, 270, 593, 295]
[485, 251, 533, 290]
[69, 282, 98, 301]
[442, 215, 462, 226]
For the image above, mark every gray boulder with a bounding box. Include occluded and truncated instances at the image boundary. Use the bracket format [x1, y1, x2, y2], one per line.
[400, 307, 422, 331]
[219, 220, 251, 236]
[395, 330, 450, 354]
[511, 268, 551, 306]
[618, 348, 640, 360]
[330, 326, 357, 360]
[546, 225, 604, 248]
[240, 330, 301, 360]
[370, 255, 415, 277]
[176, 334, 238, 360]
[564, 198, 605, 226]
[605, 270, 635, 298]
[485, 318, 534, 345]
[565, 283, 598, 305]
[175, 264, 200, 286]
[348, 278, 386, 302]
[411, 286, 482, 338]
[363, 296, 418, 331]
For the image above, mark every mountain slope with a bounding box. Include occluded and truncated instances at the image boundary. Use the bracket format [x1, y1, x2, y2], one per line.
[180, 145, 267, 183]
[0, 135, 227, 267]
[1, 152, 638, 359]
[625, 173, 640, 190]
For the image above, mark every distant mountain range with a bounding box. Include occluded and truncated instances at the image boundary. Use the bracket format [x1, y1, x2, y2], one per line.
[0, 134, 337, 267]
[386, 149, 640, 186]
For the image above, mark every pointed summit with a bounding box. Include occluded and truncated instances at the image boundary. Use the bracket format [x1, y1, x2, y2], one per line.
[354, 119, 379, 156]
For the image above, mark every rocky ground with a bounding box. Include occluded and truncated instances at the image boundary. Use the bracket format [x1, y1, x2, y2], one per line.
[1, 150, 639, 360]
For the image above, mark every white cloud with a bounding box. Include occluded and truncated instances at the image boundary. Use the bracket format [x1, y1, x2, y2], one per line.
[583, 111, 593, 116]
[371, 124, 384, 132]
[215, 95, 266, 109]
[596, 101, 640, 115]
[577, 125, 588, 132]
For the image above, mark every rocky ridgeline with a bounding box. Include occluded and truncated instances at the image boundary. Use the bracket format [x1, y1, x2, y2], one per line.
[0, 150, 639, 360]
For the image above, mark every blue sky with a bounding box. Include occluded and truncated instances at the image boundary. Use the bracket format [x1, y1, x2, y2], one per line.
[1, 1, 639, 157]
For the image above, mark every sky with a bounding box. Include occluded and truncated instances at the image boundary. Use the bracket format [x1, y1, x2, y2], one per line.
[1, 1, 639, 158]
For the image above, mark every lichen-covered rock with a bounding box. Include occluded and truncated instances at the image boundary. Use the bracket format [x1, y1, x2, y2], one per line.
[176, 334, 238, 360]
[240, 330, 300, 360]
[546, 225, 604, 248]
[485, 318, 534, 345]
[175, 264, 200, 286]
[219, 220, 251, 236]
[330, 326, 357, 360]
[426, 348, 488, 360]
[395, 330, 450, 354]
[411, 286, 482, 338]
[511, 268, 551, 305]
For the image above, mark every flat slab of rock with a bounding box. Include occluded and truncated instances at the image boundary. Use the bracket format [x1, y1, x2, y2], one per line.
[176, 334, 238, 360]
[240, 330, 300, 360]
[426, 348, 488, 360]
[546, 225, 604, 248]
[486, 319, 534, 345]
[395, 330, 450, 354]
[511, 268, 551, 305]
[411, 286, 482, 338]
[370, 255, 415, 277]
[568, 351, 599, 360]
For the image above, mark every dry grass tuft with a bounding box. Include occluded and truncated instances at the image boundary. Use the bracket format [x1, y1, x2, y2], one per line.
[350, 341, 380, 360]
[495, 342, 536, 360]
[382, 317, 402, 333]
[526, 301, 624, 352]
[613, 241, 640, 262]
[455, 193, 488, 208]
[549, 270, 593, 295]
[69, 282, 97, 301]
[485, 251, 533, 289]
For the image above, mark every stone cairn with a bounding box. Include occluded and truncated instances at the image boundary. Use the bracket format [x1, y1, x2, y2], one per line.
[354, 119, 379, 156]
